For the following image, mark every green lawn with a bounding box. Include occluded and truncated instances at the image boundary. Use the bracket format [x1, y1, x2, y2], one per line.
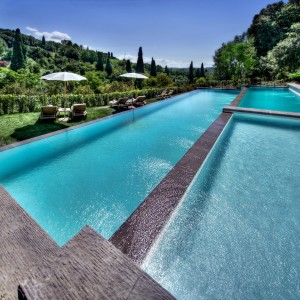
[0, 106, 116, 147]
[0, 97, 161, 147]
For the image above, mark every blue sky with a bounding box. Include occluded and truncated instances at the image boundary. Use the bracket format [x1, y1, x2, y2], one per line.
[0, 0, 283, 68]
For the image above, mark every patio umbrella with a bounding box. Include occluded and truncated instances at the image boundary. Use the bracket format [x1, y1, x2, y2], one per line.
[120, 72, 148, 79]
[41, 71, 87, 121]
[120, 73, 148, 106]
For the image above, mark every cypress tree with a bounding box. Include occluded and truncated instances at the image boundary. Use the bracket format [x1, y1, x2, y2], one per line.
[10, 28, 26, 71]
[196, 68, 200, 78]
[42, 35, 46, 48]
[200, 62, 205, 78]
[111, 52, 113, 58]
[189, 61, 194, 83]
[150, 57, 157, 76]
[136, 46, 144, 73]
[165, 65, 170, 76]
[105, 54, 112, 76]
[96, 52, 104, 71]
[126, 59, 132, 73]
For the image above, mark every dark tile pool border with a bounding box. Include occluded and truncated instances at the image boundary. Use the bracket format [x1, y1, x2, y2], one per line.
[109, 112, 233, 263]
[109, 89, 246, 264]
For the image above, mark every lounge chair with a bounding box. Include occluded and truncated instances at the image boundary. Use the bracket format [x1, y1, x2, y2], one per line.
[117, 97, 131, 110]
[70, 103, 87, 119]
[157, 90, 167, 99]
[131, 95, 147, 107]
[109, 97, 128, 108]
[39, 105, 58, 121]
[165, 90, 174, 98]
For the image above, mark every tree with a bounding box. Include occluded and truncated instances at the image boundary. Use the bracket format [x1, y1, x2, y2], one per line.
[156, 73, 173, 87]
[196, 68, 200, 78]
[164, 65, 170, 76]
[213, 38, 257, 81]
[126, 59, 132, 72]
[150, 57, 157, 76]
[136, 46, 144, 73]
[262, 23, 300, 74]
[105, 54, 112, 76]
[0, 37, 7, 57]
[10, 28, 26, 71]
[189, 61, 194, 83]
[42, 35, 46, 48]
[200, 62, 205, 77]
[289, 0, 300, 4]
[96, 52, 104, 71]
[65, 47, 80, 60]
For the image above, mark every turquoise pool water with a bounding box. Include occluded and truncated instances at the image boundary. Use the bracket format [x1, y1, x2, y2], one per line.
[143, 113, 300, 299]
[0, 90, 238, 246]
[239, 86, 300, 112]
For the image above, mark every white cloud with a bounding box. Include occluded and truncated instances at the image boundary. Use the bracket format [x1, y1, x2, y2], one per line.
[26, 26, 38, 32]
[25, 26, 71, 43]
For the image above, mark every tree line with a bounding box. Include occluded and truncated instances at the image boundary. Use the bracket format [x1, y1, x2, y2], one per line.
[213, 0, 300, 83]
[0, 29, 208, 96]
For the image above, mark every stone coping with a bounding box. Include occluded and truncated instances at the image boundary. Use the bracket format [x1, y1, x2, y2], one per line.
[109, 88, 246, 264]
[223, 106, 300, 119]
[288, 82, 300, 95]
[0, 185, 174, 299]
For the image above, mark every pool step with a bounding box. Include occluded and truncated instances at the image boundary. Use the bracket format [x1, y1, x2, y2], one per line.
[19, 226, 174, 300]
[223, 106, 300, 118]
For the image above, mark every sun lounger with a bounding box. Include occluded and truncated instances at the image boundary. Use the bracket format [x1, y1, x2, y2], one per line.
[131, 95, 147, 107]
[118, 97, 131, 110]
[109, 97, 129, 108]
[157, 90, 167, 99]
[165, 90, 174, 98]
[70, 103, 87, 119]
[39, 105, 58, 121]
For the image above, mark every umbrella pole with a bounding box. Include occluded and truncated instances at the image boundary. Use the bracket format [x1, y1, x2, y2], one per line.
[64, 81, 67, 118]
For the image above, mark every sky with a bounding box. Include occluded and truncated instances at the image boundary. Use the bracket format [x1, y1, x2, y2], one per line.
[0, 0, 284, 68]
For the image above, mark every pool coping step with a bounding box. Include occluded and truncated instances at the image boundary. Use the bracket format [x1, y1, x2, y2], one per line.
[0, 186, 174, 299]
[18, 226, 174, 300]
[223, 106, 300, 118]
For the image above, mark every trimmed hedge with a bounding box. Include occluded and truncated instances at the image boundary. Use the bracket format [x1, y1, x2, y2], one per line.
[0, 88, 173, 115]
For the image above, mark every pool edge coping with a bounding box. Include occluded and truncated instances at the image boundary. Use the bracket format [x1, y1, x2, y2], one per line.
[109, 88, 246, 263]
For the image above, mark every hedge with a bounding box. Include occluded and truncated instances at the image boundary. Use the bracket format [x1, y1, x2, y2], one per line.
[0, 88, 175, 115]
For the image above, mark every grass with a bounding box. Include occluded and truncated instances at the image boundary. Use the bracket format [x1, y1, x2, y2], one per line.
[0, 97, 160, 147]
[0, 106, 115, 147]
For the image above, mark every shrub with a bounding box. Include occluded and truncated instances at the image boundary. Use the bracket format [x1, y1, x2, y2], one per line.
[288, 71, 300, 82]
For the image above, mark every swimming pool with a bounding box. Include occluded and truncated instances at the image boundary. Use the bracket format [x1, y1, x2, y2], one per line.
[143, 113, 300, 299]
[0, 90, 238, 246]
[238, 86, 300, 112]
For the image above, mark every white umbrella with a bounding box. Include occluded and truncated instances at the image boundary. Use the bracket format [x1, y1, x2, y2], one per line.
[120, 73, 148, 107]
[120, 72, 148, 79]
[41, 72, 87, 121]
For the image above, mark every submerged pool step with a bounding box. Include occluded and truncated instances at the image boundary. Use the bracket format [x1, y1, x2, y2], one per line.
[223, 106, 300, 118]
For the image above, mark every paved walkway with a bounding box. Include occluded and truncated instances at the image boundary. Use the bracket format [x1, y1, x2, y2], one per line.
[0, 186, 174, 299]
